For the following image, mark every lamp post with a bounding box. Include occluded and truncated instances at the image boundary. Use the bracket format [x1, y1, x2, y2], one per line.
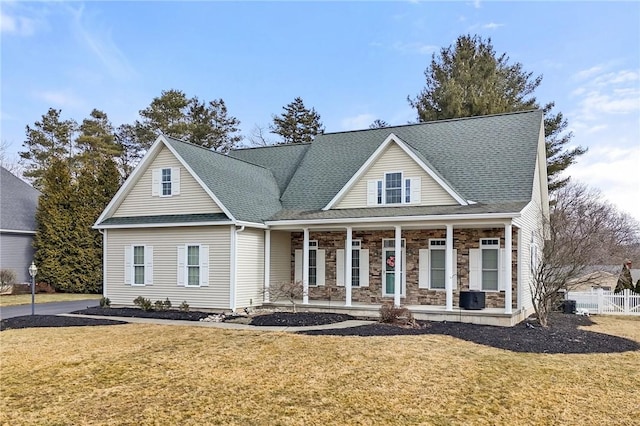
[28, 261, 38, 316]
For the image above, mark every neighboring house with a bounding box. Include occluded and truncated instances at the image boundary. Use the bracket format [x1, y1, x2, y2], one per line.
[95, 110, 549, 326]
[0, 167, 40, 284]
[568, 267, 640, 292]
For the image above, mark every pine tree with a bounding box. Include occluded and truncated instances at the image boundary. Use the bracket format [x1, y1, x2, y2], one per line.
[369, 119, 389, 129]
[188, 98, 242, 152]
[19, 108, 77, 190]
[408, 34, 585, 191]
[33, 158, 75, 291]
[271, 97, 324, 144]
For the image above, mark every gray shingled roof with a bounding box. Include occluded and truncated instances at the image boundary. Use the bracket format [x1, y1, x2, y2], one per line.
[229, 143, 311, 193]
[100, 213, 230, 226]
[268, 201, 530, 221]
[0, 167, 40, 231]
[280, 110, 542, 211]
[163, 137, 282, 223]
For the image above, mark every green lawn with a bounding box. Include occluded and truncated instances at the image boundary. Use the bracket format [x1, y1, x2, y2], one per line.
[0, 293, 101, 307]
[1, 316, 638, 425]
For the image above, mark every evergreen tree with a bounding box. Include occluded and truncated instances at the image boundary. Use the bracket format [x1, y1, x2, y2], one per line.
[271, 97, 324, 144]
[75, 109, 121, 162]
[369, 119, 389, 129]
[135, 89, 242, 152]
[33, 158, 75, 291]
[408, 34, 585, 191]
[114, 123, 145, 180]
[19, 108, 77, 190]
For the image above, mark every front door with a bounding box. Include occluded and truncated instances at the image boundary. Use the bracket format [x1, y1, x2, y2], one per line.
[382, 241, 405, 297]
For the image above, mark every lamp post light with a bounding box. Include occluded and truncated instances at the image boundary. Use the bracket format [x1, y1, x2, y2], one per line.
[28, 261, 38, 316]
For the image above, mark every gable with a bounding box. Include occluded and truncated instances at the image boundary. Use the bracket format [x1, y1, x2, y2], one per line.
[112, 146, 224, 218]
[334, 141, 458, 209]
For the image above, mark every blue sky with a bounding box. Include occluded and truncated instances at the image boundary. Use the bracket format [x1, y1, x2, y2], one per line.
[1, 1, 639, 220]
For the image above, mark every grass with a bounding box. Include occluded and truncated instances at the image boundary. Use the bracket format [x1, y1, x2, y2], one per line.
[0, 293, 101, 307]
[1, 316, 639, 425]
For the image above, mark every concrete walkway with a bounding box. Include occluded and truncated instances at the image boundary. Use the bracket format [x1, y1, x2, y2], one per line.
[60, 313, 374, 332]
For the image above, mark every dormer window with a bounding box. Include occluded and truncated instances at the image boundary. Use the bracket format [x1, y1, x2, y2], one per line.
[369, 172, 421, 206]
[152, 167, 181, 197]
[161, 168, 172, 196]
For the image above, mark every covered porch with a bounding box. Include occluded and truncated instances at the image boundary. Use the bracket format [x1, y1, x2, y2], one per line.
[263, 216, 521, 324]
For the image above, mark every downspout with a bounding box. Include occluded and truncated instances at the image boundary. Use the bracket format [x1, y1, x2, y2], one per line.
[230, 225, 246, 312]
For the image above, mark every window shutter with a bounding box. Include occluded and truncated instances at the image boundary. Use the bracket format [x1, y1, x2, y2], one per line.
[359, 249, 369, 287]
[317, 249, 326, 286]
[336, 249, 344, 286]
[200, 245, 209, 286]
[124, 246, 132, 285]
[498, 248, 506, 291]
[452, 249, 458, 289]
[410, 177, 421, 204]
[418, 249, 429, 289]
[469, 249, 481, 290]
[177, 246, 186, 286]
[172, 167, 181, 195]
[152, 169, 160, 196]
[294, 249, 302, 283]
[144, 246, 153, 285]
[367, 180, 378, 206]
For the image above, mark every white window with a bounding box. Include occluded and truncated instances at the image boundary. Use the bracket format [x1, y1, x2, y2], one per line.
[337, 240, 369, 288]
[152, 167, 181, 197]
[368, 174, 421, 206]
[294, 242, 326, 286]
[418, 240, 457, 290]
[124, 245, 153, 286]
[308, 240, 318, 286]
[177, 244, 209, 287]
[481, 239, 500, 291]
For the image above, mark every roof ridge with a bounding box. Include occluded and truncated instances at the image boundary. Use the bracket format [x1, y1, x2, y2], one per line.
[231, 142, 312, 152]
[162, 135, 272, 172]
[319, 109, 543, 137]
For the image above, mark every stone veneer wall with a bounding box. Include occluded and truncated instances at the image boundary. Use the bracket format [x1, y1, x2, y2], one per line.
[291, 227, 518, 309]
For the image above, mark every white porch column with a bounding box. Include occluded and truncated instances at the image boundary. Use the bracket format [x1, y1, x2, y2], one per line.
[345, 226, 353, 307]
[394, 225, 402, 307]
[264, 229, 271, 303]
[302, 228, 309, 305]
[504, 222, 513, 315]
[445, 224, 454, 311]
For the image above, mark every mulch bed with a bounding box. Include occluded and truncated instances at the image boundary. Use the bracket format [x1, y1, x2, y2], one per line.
[2, 308, 638, 355]
[0, 315, 127, 331]
[300, 313, 640, 354]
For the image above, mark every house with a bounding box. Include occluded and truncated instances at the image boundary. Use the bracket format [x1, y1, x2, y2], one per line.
[567, 266, 640, 292]
[0, 166, 40, 284]
[94, 110, 549, 326]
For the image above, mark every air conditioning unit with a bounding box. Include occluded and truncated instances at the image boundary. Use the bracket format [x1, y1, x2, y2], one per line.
[459, 291, 485, 310]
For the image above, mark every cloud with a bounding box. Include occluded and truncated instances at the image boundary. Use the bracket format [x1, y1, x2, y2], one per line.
[341, 114, 376, 131]
[33, 89, 86, 109]
[482, 22, 504, 29]
[66, 4, 135, 80]
[472, 0, 481, 9]
[574, 65, 605, 81]
[0, 11, 37, 36]
[392, 41, 437, 55]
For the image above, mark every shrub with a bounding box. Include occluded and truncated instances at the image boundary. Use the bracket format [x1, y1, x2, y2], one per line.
[379, 304, 415, 326]
[133, 296, 153, 311]
[163, 298, 172, 310]
[179, 301, 190, 312]
[0, 269, 16, 293]
[99, 297, 111, 308]
[154, 300, 164, 311]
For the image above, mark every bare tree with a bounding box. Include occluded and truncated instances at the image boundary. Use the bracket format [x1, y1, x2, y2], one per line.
[531, 182, 640, 327]
[247, 124, 275, 147]
[0, 140, 23, 175]
[263, 281, 306, 313]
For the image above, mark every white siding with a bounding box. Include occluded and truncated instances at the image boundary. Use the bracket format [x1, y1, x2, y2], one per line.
[269, 231, 291, 287]
[105, 226, 231, 309]
[513, 160, 545, 313]
[335, 142, 457, 209]
[112, 146, 223, 217]
[235, 228, 265, 309]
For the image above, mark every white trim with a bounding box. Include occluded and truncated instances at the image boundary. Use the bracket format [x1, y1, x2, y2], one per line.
[230, 226, 237, 310]
[184, 243, 203, 287]
[302, 228, 309, 304]
[445, 224, 454, 311]
[345, 227, 352, 306]
[504, 222, 513, 314]
[264, 229, 271, 303]
[323, 133, 468, 210]
[94, 221, 234, 230]
[266, 212, 522, 228]
[130, 244, 147, 287]
[480, 238, 501, 292]
[102, 229, 107, 297]
[0, 229, 37, 234]
[95, 135, 238, 227]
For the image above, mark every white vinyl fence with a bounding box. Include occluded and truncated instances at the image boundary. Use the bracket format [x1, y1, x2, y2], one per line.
[566, 289, 640, 316]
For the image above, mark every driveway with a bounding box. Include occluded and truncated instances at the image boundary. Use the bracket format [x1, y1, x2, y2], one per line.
[0, 299, 100, 319]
